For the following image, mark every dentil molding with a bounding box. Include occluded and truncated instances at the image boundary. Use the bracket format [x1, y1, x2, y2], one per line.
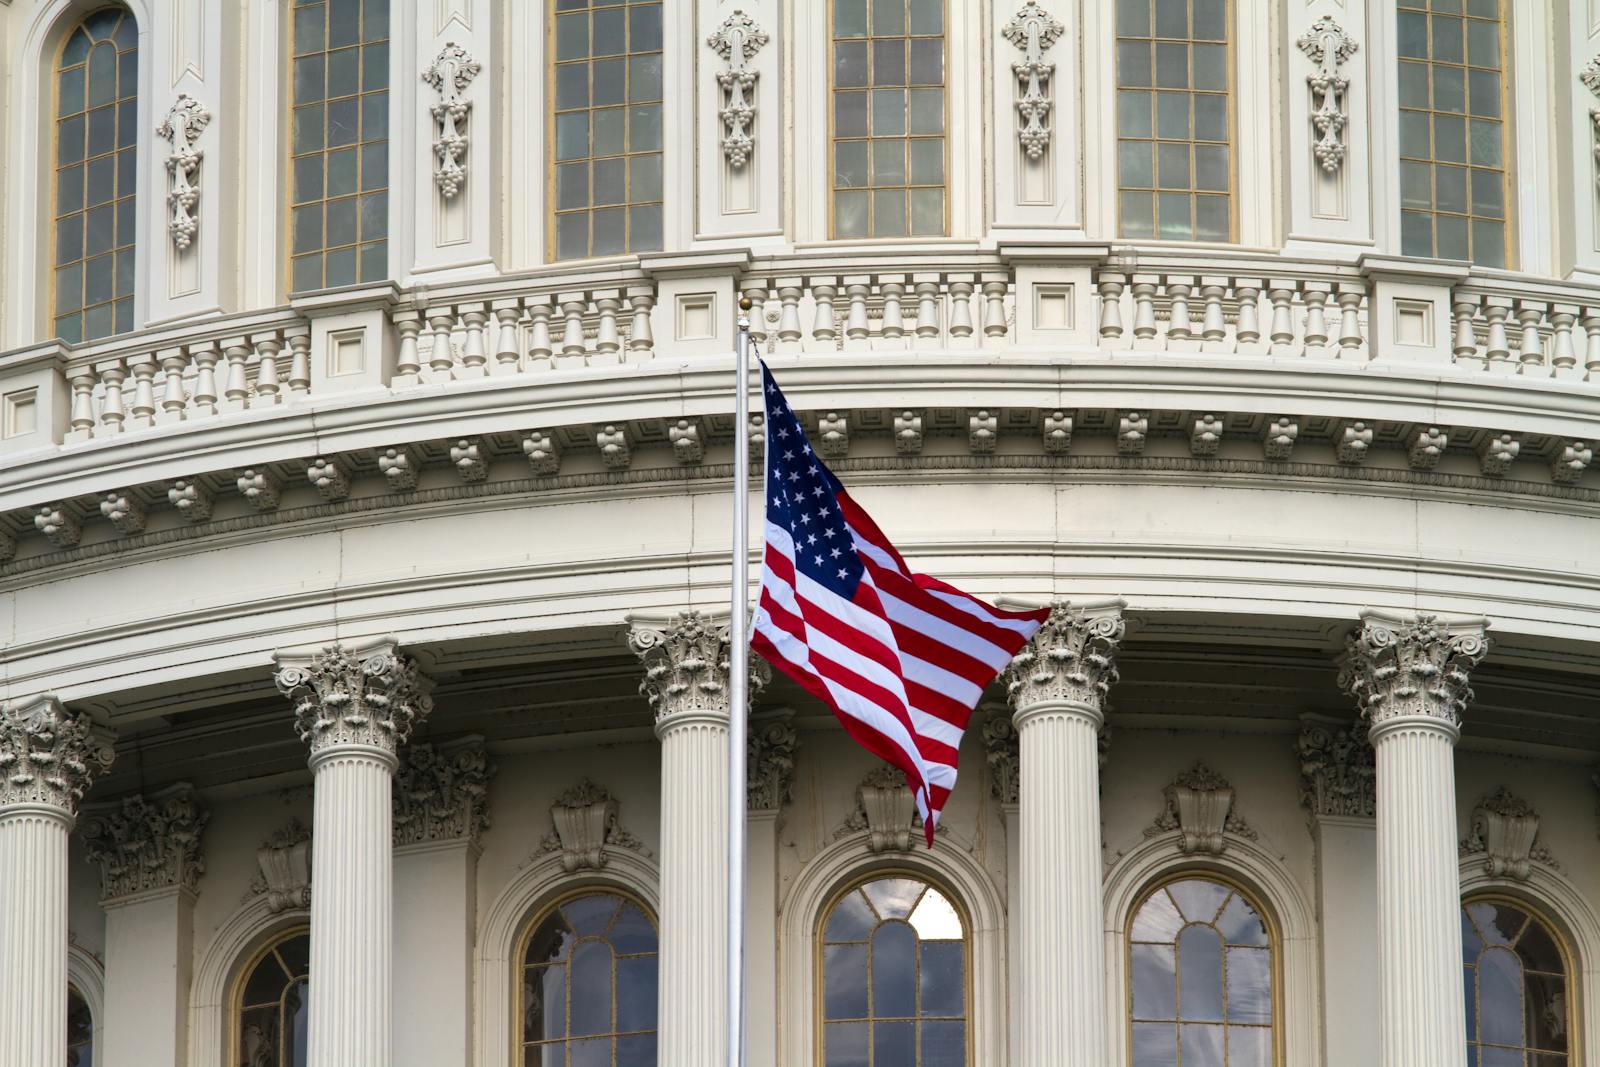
[422, 43, 481, 199]
[1144, 761, 1257, 855]
[535, 778, 648, 872]
[1003, 598, 1126, 715]
[747, 709, 799, 811]
[81, 783, 208, 901]
[1337, 613, 1489, 733]
[0, 696, 114, 815]
[707, 11, 767, 168]
[393, 737, 494, 848]
[1297, 16, 1358, 174]
[1460, 787, 1557, 881]
[273, 640, 435, 759]
[155, 94, 211, 250]
[250, 818, 311, 913]
[1296, 717, 1375, 818]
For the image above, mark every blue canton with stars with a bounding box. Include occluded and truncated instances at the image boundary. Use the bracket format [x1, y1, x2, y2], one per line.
[761, 362, 864, 600]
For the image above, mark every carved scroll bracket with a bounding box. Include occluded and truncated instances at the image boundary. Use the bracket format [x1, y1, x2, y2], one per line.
[708, 11, 769, 168]
[155, 94, 212, 250]
[1297, 16, 1358, 174]
[1001, 2, 1065, 161]
[422, 43, 482, 199]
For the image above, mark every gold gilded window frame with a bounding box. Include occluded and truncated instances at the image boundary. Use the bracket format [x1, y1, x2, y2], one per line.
[228, 925, 311, 1067]
[1125, 872, 1283, 1066]
[1461, 894, 1581, 1063]
[1395, 0, 1515, 269]
[1112, 0, 1237, 243]
[825, 0, 952, 240]
[813, 870, 973, 1067]
[513, 887, 662, 1065]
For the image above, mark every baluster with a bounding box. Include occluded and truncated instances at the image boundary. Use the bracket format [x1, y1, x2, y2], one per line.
[1130, 276, 1157, 342]
[428, 307, 458, 375]
[1337, 285, 1364, 356]
[1267, 285, 1296, 349]
[1583, 311, 1600, 379]
[742, 285, 769, 345]
[1234, 281, 1262, 348]
[844, 279, 871, 347]
[1515, 302, 1547, 370]
[526, 297, 555, 367]
[1199, 278, 1227, 344]
[223, 341, 252, 407]
[913, 278, 941, 346]
[127, 355, 158, 427]
[1549, 305, 1578, 376]
[1452, 299, 1481, 367]
[252, 335, 282, 404]
[594, 292, 622, 359]
[1483, 298, 1511, 371]
[159, 349, 189, 419]
[981, 276, 1009, 344]
[493, 301, 522, 372]
[1302, 285, 1330, 349]
[1096, 272, 1126, 342]
[776, 282, 804, 349]
[559, 295, 588, 361]
[393, 311, 423, 381]
[880, 278, 906, 342]
[287, 332, 311, 396]
[68, 370, 97, 437]
[948, 277, 975, 343]
[810, 279, 838, 345]
[626, 287, 655, 358]
[1166, 277, 1194, 341]
[190, 343, 220, 416]
[97, 360, 127, 433]
[459, 304, 490, 375]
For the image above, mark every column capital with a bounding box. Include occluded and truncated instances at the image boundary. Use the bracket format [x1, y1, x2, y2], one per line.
[80, 782, 208, 902]
[0, 695, 115, 819]
[627, 610, 769, 731]
[273, 638, 434, 765]
[1297, 716, 1375, 819]
[1003, 598, 1127, 723]
[393, 737, 495, 849]
[747, 709, 799, 812]
[1337, 612, 1489, 740]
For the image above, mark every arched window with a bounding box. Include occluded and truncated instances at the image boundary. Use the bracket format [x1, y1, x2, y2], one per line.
[1113, 0, 1232, 241]
[53, 6, 137, 343]
[234, 928, 310, 1067]
[1128, 876, 1275, 1066]
[549, 0, 664, 259]
[1462, 898, 1573, 1062]
[819, 874, 967, 1066]
[289, 0, 389, 292]
[519, 890, 659, 1064]
[67, 984, 94, 1066]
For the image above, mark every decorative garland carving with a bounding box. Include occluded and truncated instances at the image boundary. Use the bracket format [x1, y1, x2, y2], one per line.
[422, 43, 481, 199]
[0, 697, 114, 815]
[1145, 761, 1256, 855]
[1296, 719, 1375, 818]
[274, 643, 434, 758]
[81, 784, 208, 900]
[1461, 787, 1557, 880]
[155, 94, 211, 250]
[707, 11, 768, 167]
[747, 711, 799, 811]
[1337, 613, 1488, 732]
[536, 779, 648, 871]
[1001, 2, 1066, 160]
[393, 738, 494, 847]
[1297, 16, 1358, 174]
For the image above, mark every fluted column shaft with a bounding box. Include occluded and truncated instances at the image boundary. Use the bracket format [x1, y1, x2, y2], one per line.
[0, 806, 71, 1067]
[1015, 701, 1105, 1067]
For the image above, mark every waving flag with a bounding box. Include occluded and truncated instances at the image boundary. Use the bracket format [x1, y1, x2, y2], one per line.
[750, 362, 1049, 846]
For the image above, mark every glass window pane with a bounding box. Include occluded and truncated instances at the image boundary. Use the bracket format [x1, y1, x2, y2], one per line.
[835, 189, 869, 238]
[1132, 943, 1177, 1019]
[1225, 947, 1272, 1023]
[1121, 192, 1156, 237]
[873, 39, 906, 86]
[1120, 90, 1153, 137]
[825, 1021, 870, 1067]
[1132, 1022, 1179, 1067]
[872, 188, 907, 236]
[909, 138, 943, 185]
[825, 943, 869, 1019]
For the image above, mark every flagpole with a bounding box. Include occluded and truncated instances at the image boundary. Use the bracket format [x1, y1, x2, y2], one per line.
[727, 298, 753, 1067]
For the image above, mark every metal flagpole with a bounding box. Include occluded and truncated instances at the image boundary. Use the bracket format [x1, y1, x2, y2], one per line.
[726, 298, 754, 1067]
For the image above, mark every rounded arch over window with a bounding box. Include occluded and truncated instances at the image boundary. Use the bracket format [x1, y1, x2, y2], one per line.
[1462, 897, 1575, 1062]
[516, 890, 659, 1066]
[67, 983, 94, 1066]
[818, 873, 969, 1067]
[232, 927, 310, 1067]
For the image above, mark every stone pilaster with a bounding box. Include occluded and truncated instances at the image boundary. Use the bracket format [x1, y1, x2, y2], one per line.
[274, 640, 433, 1067]
[745, 709, 796, 1067]
[628, 611, 767, 1067]
[1002, 598, 1125, 1067]
[1339, 612, 1488, 1067]
[0, 696, 114, 1067]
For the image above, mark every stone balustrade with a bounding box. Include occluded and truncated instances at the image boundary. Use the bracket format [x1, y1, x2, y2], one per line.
[739, 267, 1014, 352]
[1448, 282, 1600, 378]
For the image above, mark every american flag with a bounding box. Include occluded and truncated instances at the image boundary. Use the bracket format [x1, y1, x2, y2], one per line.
[749, 363, 1049, 846]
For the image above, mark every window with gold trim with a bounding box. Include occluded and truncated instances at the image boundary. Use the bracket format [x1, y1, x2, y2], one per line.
[829, 0, 947, 239]
[234, 929, 309, 1067]
[519, 890, 659, 1065]
[288, 0, 389, 292]
[819, 875, 968, 1067]
[1397, 0, 1511, 267]
[1128, 877, 1275, 1066]
[1462, 899, 1573, 1063]
[67, 985, 94, 1067]
[1114, 0, 1232, 241]
[52, 6, 137, 343]
[550, 0, 665, 260]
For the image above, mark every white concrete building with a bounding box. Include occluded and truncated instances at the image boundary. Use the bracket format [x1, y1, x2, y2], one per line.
[0, 1, 1596, 1066]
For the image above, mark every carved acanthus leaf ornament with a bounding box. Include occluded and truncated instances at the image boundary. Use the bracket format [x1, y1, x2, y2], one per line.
[1003, 600, 1126, 714]
[81, 784, 208, 900]
[537, 779, 647, 871]
[274, 644, 434, 759]
[0, 697, 114, 815]
[1337, 614, 1488, 733]
[1297, 719, 1375, 818]
[393, 739, 495, 847]
[747, 712, 799, 811]
[835, 764, 928, 853]
[1461, 787, 1557, 881]
[628, 611, 768, 726]
[1145, 762, 1256, 855]
[250, 819, 311, 913]
[981, 710, 1020, 804]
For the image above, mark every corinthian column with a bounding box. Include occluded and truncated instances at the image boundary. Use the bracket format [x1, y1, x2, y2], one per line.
[0, 696, 114, 1067]
[1339, 612, 1488, 1067]
[628, 611, 767, 1066]
[1002, 599, 1125, 1067]
[274, 641, 433, 1067]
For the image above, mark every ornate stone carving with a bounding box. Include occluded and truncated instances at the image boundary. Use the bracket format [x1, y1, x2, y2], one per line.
[1461, 787, 1556, 880]
[522, 431, 562, 475]
[981, 709, 1020, 804]
[1118, 411, 1148, 455]
[1337, 613, 1489, 733]
[628, 611, 768, 725]
[155, 94, 211, 250]
[894, 411, 924, 454]
[669, 419, 704, 464]
[1296, 719, 1375, 818]
[81, 784, 208, 900]
[1337, 421, 1373, 464]
[168, 478, 213, 522]
[1408, 427, 1449, 471]
[236, 468, 281, 512]
[100, 490, 147, 534]
[450, 437, 489, 482]
[1190, 414, 1223, 457]
[969, 410, 998, 454]
[377, 446, 422, 491]
[1551, 441, 1593, 485]
[818, 412, 849, 458]
[1042, 410, 1072, 454]
[708, 11, 767, 167]
[1479, 432, 1520, 477]
[1263, 416, 1298, 460]
[0, 696, 114, 815]
[422, 43, 481, 198]
[1297, 16, 1358, 174]
[1581, 57, 1600, 196]
[596, 424, 632, 470]
[747, 711, 799, 811]
[1145, 762, 1256, 855]
[393, 738, 494, 847]
[1002, 2, 1066, 160]
[537, 779, 646, 871]
[273, 642, 434, 759]
[1004, 599, 1126, 714]
[836, 765, 919, 853]
[35, 503, 82, 547]
[250, 819, 311, 913]
[306, 456, 350, 501]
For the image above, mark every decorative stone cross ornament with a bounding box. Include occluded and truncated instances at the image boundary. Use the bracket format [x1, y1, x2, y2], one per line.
[1002, 2, 1066, 160]
[422, 42, 482, 198]
[156, 94, 211, 250]
[1297, 16, 1359, 174]
[708, 10, 769, 167]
